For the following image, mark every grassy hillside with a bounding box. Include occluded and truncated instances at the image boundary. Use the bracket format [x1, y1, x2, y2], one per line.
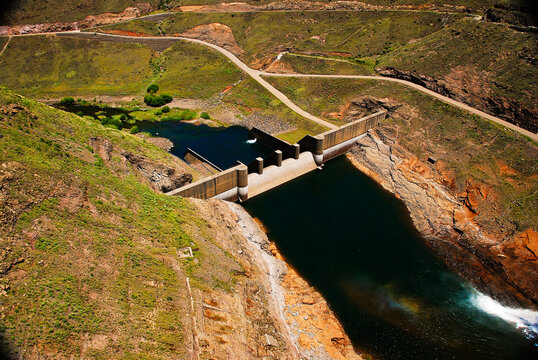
[0, 0, 160, 25]
[277, 53, 376, 75]
[0, 87, 243, 358]
[376, 17, 538, 110]
[266, 76, 537, 232]
[0, 36, 154, 98]
[143, 11, 466, 63]
[0, 34, 326, 137]
[0, 35, 244, 99]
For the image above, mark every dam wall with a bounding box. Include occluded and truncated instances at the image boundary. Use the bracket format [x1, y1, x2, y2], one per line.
[184, 148, 223, 174]
[167, 110, 386, 201]
[167, 164, 248, 201]
[248, 127, 291, 151]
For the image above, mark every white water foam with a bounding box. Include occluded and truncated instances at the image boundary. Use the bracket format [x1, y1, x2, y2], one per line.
[471, 290, 538, 343]
[246, 138, 257, 144]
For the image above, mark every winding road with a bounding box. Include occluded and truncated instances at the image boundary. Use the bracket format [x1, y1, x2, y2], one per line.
[3, 30, 537, 140]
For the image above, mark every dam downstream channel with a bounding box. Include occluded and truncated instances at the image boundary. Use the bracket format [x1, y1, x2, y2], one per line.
[142, 121, 537, 359]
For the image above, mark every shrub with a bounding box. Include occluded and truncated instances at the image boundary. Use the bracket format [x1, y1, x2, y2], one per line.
[144, 94, 162, 107]
[200, 112, 210, 119]
[154, 109, 163, 116]
[130, 125, 139, 134]
[161, 106, 170, 113]
[144, 94, 173, 107]
[160, 94, 173, 103]
[60, 97, 75, 105]
[76, 111, 84, 117]
[120, 114, 127, 121]
[147, 84, 159, 93]
[100, 117, 122, 129]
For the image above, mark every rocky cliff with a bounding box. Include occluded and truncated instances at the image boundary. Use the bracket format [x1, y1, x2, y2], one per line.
[348, 130, 537, 308]
[376, 67, 538, 133]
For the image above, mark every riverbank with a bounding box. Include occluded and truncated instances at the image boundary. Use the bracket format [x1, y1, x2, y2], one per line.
[189, 198, 363, 360]
[348, 129, 537, 309]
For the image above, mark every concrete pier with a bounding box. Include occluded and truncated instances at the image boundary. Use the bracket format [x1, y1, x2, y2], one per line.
[248, 152, 318, 198]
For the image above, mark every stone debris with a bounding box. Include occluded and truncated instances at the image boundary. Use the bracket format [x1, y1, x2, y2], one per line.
[177, 247, 194, 258]
[264, 334, 278, 348]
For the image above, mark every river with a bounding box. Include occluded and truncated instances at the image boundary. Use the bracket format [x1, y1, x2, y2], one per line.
[62, 106, 538, 359]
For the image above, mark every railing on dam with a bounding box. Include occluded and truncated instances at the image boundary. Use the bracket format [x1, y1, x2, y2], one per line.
[167, 110, 386, 201]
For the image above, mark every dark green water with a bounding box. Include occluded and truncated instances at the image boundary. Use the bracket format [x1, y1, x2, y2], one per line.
[243, 158, 537, 360]
[53, 103, 130, 119]
[128, 120, 538, 359]
[54, 103, 270, 169]
[135, 121, 271, 170]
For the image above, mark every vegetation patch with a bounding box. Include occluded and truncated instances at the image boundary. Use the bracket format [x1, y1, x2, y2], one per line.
[0, 87, 240, 358]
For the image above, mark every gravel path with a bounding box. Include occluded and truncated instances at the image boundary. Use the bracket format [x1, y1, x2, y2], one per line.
[6, 30, 537, 141]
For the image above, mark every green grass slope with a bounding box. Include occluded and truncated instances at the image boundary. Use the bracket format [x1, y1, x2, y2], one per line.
[0, 36, 154, 98]
[0, 0, 160, 25]
[0, 87, 241, 358]
[153, 11, 466, 63]
[377, 17, 538, 110]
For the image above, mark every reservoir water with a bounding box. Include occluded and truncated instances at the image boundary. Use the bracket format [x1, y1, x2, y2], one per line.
[135, 121, 272, 170]
[102, 115, 538, 359]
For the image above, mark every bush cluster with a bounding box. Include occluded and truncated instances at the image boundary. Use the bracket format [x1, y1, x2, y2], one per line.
[60, 97, 75, 105]
[144, 93, 173, 107]
[100, 117, 122, 130]
[146, 84, 159, 93]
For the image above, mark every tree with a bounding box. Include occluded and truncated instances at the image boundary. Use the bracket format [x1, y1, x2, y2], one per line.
[160, 94, 172, 104]
[130, 125, 139, 134]
[146, 84, 159, 94]
[161, 106, 170, 113]
[200, 112, 210, 119]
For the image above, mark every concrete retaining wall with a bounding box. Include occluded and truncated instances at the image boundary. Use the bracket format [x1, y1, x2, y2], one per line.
[184, 148, 223, 174]
[248, 127, 290, 150]
[166, 164, 247, 201]
[320, 110, 386, 150]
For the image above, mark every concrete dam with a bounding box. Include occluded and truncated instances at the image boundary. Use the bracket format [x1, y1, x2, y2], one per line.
[166, 110, 387, 201]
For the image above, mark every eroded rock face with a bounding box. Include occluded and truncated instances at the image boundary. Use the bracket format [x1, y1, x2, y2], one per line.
[349, 131, 538, 308]
[324, 96, 404, 123]
[375, 67, 538, 133]
[88, 137, 192, 192]
[178, 23, 244, 56]
[122, 153, 192, 192]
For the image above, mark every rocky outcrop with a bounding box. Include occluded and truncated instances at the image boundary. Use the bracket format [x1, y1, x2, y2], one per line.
[348, 130, 538, 308]
[178, 23, 244, 56]
[485, 4, 537, 27]
[190, 199, 363, 359]
[324, 96, 403, 122]
[88, 137, 192, 192]
[376, 67, 538, 133]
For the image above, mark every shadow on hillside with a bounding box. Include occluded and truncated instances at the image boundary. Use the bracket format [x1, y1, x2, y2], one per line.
[0, 0, 18, 25]
[0, 332, 16, 360]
